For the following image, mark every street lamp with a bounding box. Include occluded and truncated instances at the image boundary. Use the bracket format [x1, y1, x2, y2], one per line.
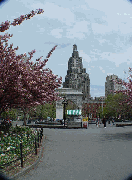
[62, 96, 68, 127]
[100, 97, 103, 120]
[89, 105, 90, 119]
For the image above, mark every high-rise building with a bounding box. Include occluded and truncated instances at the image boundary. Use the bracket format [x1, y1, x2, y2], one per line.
[105, 74, 124, 97]
[63, 44, 90, 100]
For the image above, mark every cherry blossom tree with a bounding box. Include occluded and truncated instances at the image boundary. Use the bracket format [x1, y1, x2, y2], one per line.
[114, 68, 132, 107]
[113, 67, 132, 120]
[0, 9, 62, 125]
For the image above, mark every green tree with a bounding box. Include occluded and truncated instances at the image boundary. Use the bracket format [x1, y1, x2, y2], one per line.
[98, 93, 131, 119]
[1, 108, 19, 120]
[29, 102, 56, 120]
[97, 106, 107, 119]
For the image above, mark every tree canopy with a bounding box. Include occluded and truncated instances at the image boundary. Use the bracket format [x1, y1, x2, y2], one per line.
[0, 9, 62, 124]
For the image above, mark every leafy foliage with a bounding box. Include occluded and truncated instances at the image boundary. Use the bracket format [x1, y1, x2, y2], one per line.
[0, 126, 38, 167]
[97, 68, 132, 120]
[29, 103, 56, 120]
[98, 93, 132, 119]
[114, 67, 132, 106]
[0, 9, 62, 124]
[1, 108, 18, 120]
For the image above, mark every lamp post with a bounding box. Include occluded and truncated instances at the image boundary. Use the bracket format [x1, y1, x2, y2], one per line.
[100, 97, 103, 120]
[62, 96, 68, 127]
[89, 105, 90, 119]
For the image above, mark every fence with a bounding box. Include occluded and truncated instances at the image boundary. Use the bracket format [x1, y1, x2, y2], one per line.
[0, 128, 43, 168]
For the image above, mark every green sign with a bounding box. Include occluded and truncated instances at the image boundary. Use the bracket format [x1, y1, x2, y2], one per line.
[67, 110, 81, 115]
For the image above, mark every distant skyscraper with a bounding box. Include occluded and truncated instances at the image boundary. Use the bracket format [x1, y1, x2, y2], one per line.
[105, 74, 124, 97]
[63, 44, 90, 100]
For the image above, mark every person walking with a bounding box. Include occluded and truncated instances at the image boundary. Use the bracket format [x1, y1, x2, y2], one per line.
[96, 118, 97, 126]
[112, 118, 115, 125]
[62, 119, 64, 125]
[97, 116, 100, 128]
[103, 116, 106, 128]
[98, 117, 100, 128]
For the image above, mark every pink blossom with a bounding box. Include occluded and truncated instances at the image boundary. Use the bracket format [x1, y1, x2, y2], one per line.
[0, 9, 62, 116]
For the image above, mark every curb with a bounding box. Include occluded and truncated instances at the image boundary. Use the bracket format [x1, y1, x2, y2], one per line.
[11, 135, 45, 180]
[116, 124, 132, 127]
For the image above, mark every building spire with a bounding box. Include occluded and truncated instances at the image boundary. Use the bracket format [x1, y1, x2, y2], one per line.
[72, 44, 79, 58]
[73, 44, 77, 52]
[63, 44, 90, 99]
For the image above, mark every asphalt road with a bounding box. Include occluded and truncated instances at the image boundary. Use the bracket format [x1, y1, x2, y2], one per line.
[16, 124, 132, 180]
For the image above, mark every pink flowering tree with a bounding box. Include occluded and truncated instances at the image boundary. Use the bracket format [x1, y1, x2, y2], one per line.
[0, 9, 62, 125]
[114, 67, 132, 119]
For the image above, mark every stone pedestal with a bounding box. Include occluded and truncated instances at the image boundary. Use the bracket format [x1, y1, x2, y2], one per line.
[56, 100, 63, 119]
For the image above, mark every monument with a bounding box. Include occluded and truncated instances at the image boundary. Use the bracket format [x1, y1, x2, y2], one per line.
[56, 44, 90, 119]
[56, 88, 83, 119]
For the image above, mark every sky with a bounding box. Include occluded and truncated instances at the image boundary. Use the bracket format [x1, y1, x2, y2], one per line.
[0, 0, 132, 98]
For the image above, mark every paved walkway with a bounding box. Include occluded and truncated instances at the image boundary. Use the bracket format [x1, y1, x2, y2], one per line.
[16, 124, 132, 180]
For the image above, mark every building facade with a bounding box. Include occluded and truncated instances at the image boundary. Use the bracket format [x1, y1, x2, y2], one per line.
[63, 44, 90, 100]
[82, 96, 106, 119]
[105, 74, 123, 97]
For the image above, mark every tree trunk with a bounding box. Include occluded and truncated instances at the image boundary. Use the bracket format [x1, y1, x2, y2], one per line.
[22, 108, 27, 126]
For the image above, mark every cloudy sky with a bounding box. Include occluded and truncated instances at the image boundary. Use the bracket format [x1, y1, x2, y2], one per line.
[0, 0, 132, 97]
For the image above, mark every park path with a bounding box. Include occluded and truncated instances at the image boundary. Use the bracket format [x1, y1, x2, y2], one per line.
[17, 125, 132, 180]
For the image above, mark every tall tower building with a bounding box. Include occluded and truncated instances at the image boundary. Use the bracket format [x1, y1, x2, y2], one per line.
[63, 44, 90, 100]
[105, 74, 124, 97]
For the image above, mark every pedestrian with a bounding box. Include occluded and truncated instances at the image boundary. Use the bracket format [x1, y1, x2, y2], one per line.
[62, 119, 64, 125]
[60, 120, 63, 125]
[112, 118, 115, 125]
[98, 117, 100, 128]
[97, 116, 100, 128]
[103, 116, 106, 128]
